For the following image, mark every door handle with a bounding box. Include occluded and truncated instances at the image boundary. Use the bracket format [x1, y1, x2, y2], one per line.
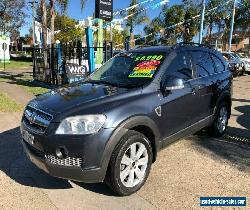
[192, 86, 201, 95]
[192, 88, 196, 95]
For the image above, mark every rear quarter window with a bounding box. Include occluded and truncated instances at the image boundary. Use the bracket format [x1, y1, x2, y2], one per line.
[211, 54, 225, 73]
[191, 51, 215, 77]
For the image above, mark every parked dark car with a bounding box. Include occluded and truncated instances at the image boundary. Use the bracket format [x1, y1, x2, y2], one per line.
[21, 43, 232, 196]
[222, 52, 245, 76]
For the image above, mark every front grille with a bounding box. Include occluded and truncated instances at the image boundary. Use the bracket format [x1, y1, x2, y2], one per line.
[23, 105, 53, 134]
[46, 155, 83, 167]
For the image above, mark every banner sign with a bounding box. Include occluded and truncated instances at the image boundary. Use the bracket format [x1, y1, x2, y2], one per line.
[95, 0, 113, 21]
[65, 63, 88, 83]
[96, 19, 104, 65]
[85, 27, 95, 73]
[0, 36, 10, 62]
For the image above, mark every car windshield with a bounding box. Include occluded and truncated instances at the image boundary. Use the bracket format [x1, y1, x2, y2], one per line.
[87, 52, 166, 88]
[223, 53, 236, 61]
[233, 53, 241, 59]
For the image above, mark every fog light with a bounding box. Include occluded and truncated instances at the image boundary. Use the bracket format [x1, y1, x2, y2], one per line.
[55, 146, 68, 159]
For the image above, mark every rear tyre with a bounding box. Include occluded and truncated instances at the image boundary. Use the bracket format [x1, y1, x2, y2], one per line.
[208, 102, 229, 137]
[105, 130, 153, 196]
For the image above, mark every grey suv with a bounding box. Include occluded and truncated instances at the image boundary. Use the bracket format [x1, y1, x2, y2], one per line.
[21, 43, 232, 196]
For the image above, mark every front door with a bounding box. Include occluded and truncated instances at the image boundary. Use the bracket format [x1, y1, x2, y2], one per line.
[158, 51, 200, 145]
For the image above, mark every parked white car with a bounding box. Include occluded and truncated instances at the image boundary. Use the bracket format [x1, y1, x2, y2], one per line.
[234, 53, 250, 73]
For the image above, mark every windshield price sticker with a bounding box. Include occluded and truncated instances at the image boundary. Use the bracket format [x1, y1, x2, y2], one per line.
[129, 71, 155, 78]
[137, 60, 161, 67]
[129, 54, 164, 78]
[134, 54, 164, 62]
[129, 66, 157, 78]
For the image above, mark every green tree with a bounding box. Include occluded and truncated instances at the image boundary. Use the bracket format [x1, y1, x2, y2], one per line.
[0, 0, 26, 50]
[182, 1, 199, 42]
[54, 15, 83, 43]
[234, 0, 250, 33]
[41, 0, 48, 68]
[125, 0, 149, 48]
[50, 0, 87, 44]
[0, 0, 26, 35]
[105, 29, 127, 49]
[144, 17, 164, 45]
[205, 0, 228, 40]
[162, 5, 185, 44]
[36, 2, 51, 24]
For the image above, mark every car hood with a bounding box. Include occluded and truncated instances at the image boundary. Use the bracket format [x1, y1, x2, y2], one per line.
[242, 58, 250, 63]
[28, 82, 135, 114]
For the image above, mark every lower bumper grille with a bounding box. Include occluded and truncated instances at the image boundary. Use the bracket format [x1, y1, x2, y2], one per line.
[46, 155, 83, 167]
[23, 140, 83, 168]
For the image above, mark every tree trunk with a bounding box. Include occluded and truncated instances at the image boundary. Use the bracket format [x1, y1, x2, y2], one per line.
[209, 23, 213, 39]
[41, 0, 48, 69]
[130, 26, 135, 48]
[50, 0, 55, 45]
[41, 0, 47, 49]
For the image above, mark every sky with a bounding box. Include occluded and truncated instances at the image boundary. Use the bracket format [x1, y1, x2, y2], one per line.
[21, 0, 181, 36]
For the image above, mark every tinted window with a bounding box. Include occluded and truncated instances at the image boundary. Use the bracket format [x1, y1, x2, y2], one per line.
[223, 53, 234, 61]
[211, 54, 225, 73]
[192, 51, 215, 77]
[89, 52, 166, 87]
[165, 52, 193, 81]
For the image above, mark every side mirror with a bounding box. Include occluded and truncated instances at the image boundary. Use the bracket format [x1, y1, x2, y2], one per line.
[164, 77, 185, 91]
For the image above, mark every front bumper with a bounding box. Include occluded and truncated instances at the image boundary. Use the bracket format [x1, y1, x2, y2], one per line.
[20, 122, 114, 183]
[22, 139, 106, 182]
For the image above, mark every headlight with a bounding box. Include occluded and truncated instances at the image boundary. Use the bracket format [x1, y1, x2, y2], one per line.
[236, 63, 239, 67]
[55, 115, 106, 135]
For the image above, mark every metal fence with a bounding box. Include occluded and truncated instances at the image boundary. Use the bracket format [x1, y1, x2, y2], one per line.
[33, 42, 113, 85]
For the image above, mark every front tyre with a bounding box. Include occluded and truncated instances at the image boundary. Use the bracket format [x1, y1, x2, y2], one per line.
[105, 130, 153, 196]
[209, 102, 229, 137]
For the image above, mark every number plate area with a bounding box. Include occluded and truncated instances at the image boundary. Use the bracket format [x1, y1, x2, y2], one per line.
[22, 129, 34, 145]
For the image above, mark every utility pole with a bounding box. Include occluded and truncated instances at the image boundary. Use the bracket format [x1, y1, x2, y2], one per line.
[110, 21, 113, 57]
[0, 2, 6, 71]
[32, 0, 36, 46]
[110, 22, 113, 42]
[228, 0, 236, 52]
[199, 0, 206, 44]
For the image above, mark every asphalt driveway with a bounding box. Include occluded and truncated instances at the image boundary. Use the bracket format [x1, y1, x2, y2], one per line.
[0, 75, 249, 210]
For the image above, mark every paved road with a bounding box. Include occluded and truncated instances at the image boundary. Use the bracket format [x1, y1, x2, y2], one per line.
[0, 75, 249, 210]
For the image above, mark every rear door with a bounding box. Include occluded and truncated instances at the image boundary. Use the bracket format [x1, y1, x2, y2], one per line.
[190, 50, 216, 119]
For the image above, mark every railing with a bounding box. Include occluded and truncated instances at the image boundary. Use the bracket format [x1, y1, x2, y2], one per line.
[33, 42, 113, 85]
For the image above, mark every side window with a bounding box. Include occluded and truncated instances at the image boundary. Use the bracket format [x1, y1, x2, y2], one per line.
[211, 54, 225, 73]
[192, 51, 215, 77]
[165, 52, 193, 81]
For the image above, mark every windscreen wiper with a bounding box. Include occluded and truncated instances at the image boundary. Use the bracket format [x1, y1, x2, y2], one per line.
[87, 79, 141, 88]
[87, 79, 120, 87]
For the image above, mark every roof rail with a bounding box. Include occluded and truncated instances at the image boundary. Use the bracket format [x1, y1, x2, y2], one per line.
[173, 42, 214, 50]
[133, 44, 160, 49]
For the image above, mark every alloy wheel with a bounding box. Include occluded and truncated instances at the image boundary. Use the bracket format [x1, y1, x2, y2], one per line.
[119, 142, 148, 188]
[217, 106, 228, 133]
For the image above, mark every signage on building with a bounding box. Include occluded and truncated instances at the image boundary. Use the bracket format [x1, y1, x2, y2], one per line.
[95, 0, 113, 21]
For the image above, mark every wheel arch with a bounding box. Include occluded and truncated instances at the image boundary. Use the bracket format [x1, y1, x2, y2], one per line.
[101, 115, 161, 178]
[215, 91, 232, 117]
